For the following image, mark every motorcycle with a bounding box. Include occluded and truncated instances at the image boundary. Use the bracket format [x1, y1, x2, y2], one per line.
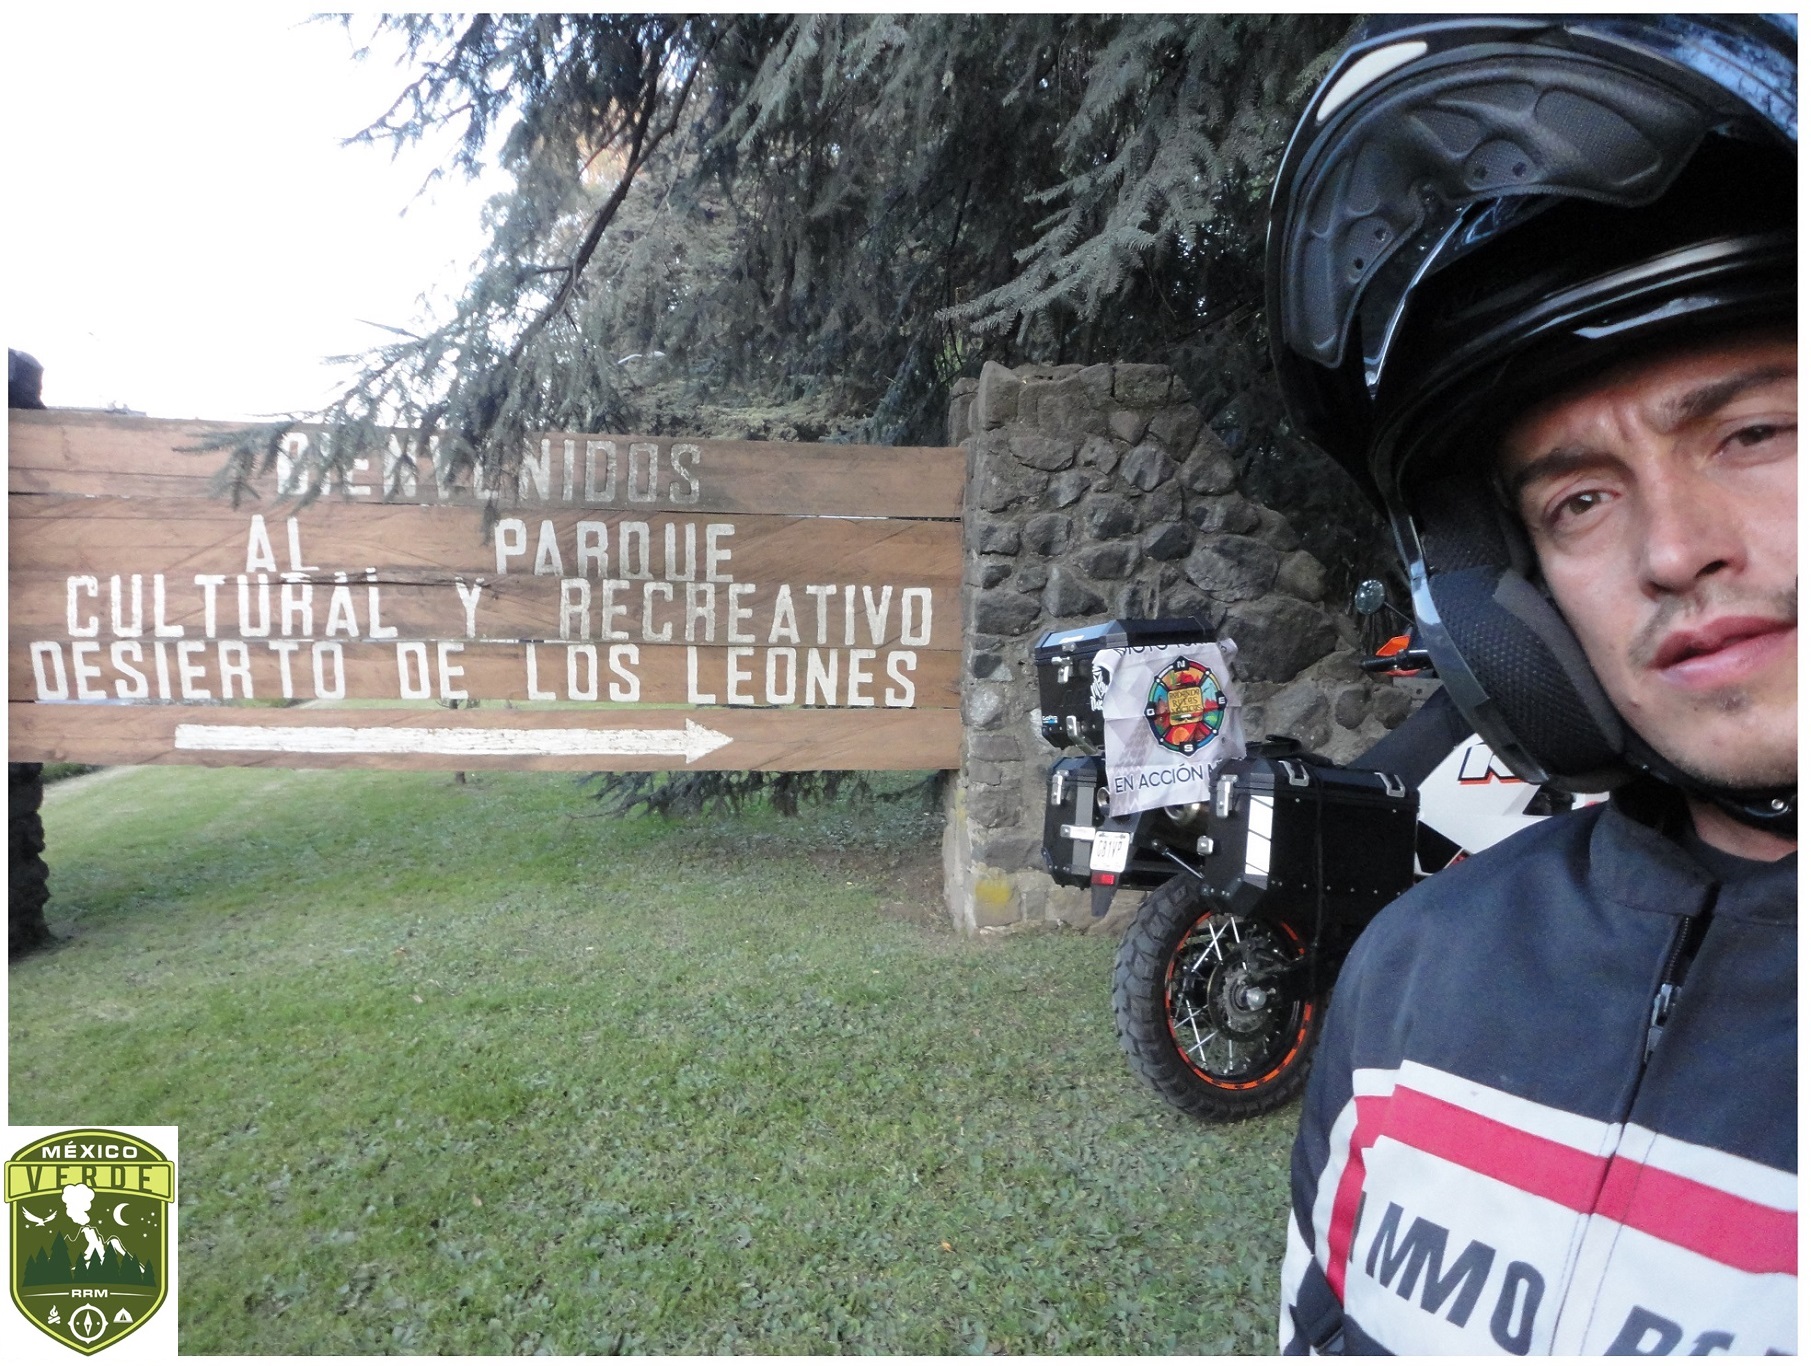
[1033, 581, 1599, 1122]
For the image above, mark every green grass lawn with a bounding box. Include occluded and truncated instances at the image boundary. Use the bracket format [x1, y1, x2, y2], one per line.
[11, 766, 1297, 1354]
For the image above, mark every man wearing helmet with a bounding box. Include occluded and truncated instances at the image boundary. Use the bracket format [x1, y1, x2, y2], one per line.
[1266, 16, 1795, 1355]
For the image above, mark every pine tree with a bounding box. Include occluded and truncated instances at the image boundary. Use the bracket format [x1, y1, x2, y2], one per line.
[238, 14, 1373, 574]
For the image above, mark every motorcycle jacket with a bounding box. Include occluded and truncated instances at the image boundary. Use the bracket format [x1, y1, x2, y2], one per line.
[1279, 787, 1796, 1354]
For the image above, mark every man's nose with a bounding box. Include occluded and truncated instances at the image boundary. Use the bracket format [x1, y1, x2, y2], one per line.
[1638, 466, 1745, 594]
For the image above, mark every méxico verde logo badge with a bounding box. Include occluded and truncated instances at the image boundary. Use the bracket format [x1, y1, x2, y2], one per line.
[6, 1128, 174, 1354]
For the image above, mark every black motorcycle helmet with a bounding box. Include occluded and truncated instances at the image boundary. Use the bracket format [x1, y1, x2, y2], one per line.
[1266, 14, 1797, 833]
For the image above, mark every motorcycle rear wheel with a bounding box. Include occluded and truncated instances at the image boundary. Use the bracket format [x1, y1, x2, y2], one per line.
[1111, 874, 1322, 1122]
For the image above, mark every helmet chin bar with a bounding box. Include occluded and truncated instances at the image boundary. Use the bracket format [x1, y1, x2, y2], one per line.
[1622, 732, 1799, 841]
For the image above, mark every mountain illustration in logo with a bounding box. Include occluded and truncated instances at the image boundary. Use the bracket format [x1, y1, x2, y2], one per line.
[19, 1229, 157, 1289]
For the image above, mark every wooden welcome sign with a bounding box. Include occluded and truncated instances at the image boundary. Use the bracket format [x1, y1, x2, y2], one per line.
[8, 411, 964, 771]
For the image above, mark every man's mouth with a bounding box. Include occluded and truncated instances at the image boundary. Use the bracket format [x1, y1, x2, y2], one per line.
[1650, 616, 1797, 689]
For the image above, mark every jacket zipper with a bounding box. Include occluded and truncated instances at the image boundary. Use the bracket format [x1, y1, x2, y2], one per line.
[1642, 913, 1706, 1069]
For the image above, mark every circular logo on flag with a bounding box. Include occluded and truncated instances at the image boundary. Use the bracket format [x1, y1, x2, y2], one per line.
[1144, 656, 1226, 755]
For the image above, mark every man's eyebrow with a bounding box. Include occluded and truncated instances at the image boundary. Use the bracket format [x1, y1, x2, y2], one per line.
[1659, 363, 1796, 429]
[1500, 446, 1609, 507]
[1498, 362, 1796, 506]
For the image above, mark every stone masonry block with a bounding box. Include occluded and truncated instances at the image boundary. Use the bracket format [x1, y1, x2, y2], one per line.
[948, 392, 975, 445]
[1075, 363, 1115, 406]
[975, 360, 1022, 430]
[1079, 495, 1137, 540]
[1011, 562, 1049, 593]
[1182, 435, 1239, 494]
[1161, 581, 1219, 623]
[1075, 541, 1140, 580]
[1187, 493, 1260, 535]
[971, 590, 1041, 637]
[962, 684, 1012, 731]
[1042, 568, 1108, 618]
[1046, 470, 1089, 509]
[1138, 481, 1183, 528]
[1110, 581, 1158, 618]
[1277, 548, 1327, 603]
[1036, 378, 1110, 439]
[1260, 678, 1333, 751]
[966, 733, 1024, 762]
[1119, 441, 1175, 492]
[972, 438, 1049, 512]
[1024, 513, 1074, 557]
[1374, 685, 1415, 729]
[979, 835, 1041, 871]
[1218, 594, 1339, 682]
[1113, 363, 1173, 408]
[972, 519, 1021, 555]
[966, 760, 1011, 788]
[1047, 883, 1096, 929]
[1300, 649, 1369, 687]
[1184, 535, 1281, 602]
[1144, 404, 1203, 455]
[1140, 521, 1193, 560]
[1010, 429, 1078, 471]
[1109, 409, 1149, 444]
[969, 869, 1022, 927]
[967, 648, 1010, 681]
[967, 784, 1021, 829]
[1078, 434, 1123, 475]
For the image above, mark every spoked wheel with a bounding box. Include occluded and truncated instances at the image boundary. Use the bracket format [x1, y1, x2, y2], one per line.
[1111, 874, 1322, 1121]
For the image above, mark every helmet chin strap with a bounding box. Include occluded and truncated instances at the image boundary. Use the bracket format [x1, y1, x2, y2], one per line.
[1622, 732, 1798, 841]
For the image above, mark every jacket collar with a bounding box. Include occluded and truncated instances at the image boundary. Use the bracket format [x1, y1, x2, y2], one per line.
[1595, 780, 1796, 925]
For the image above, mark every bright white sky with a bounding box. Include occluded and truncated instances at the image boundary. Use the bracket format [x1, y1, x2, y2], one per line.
[3, 10, 504, 420]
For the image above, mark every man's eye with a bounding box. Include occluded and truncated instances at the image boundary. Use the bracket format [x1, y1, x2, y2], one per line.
[1728, 421, 1794, 449]
[1552, 489, 1608, 523]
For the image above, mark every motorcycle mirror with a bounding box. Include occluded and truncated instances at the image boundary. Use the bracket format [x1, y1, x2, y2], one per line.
[1352, 579, 1387, 616]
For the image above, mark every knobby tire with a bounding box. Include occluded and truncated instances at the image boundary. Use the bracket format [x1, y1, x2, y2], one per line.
[1111, 873, 1322, 1122]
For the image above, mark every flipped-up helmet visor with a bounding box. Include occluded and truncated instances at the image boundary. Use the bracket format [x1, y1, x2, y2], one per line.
[1267, 14, 1796, 494]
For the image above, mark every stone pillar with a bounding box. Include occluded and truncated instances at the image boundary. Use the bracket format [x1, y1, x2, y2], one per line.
[941, 361, 1414, 934]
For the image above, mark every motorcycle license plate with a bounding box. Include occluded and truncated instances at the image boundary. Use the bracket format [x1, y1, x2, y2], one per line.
[1090, 830, 1132, 874]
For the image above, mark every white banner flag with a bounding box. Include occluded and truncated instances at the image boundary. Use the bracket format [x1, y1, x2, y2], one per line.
[1095, 641, 1245, 816]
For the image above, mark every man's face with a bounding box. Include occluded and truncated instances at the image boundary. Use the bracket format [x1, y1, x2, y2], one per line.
[1500, 333, 1797, 791]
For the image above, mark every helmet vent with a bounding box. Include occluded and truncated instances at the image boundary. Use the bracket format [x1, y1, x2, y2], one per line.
[1280, 56, 1707, 368]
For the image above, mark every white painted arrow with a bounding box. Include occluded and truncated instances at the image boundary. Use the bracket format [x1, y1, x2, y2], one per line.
[172, 719, 735, 765]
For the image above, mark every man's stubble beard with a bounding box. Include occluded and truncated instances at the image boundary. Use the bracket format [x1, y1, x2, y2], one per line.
[1625, 581, 1797, 791]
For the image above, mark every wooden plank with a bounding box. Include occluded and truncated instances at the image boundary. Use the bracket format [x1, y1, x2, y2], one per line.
[11, 496, 957, 603]
[10, 638, 961, 708]
[7, 410, 965, 517]
[8, 702, 961, 771]
[11, 571, 960, 653]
